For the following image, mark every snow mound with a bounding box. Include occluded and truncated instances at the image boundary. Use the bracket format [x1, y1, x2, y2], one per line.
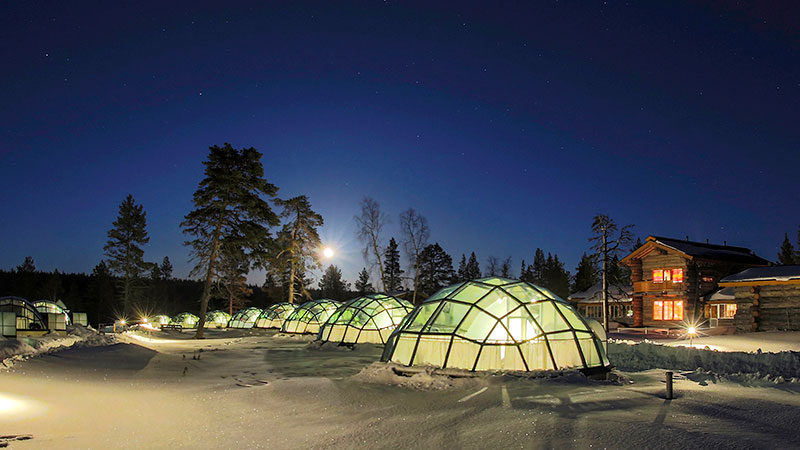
[306, 341, 384, 353]
[610, 341, 800, 383]
[354, 362, 483, 390]
[0, 329, 116, 369]
[272, 333, 315, 341]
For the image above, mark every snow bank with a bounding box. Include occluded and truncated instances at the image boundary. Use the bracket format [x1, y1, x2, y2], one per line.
[354, 362, 484, 390]
[272, 332, 315, 342]
[610, 340, 800, 383]
[0, 325, 116, 369]
[306, 341, 384, 353]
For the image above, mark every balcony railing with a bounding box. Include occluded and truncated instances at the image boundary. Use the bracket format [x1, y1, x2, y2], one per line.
[633, 280, 686, 293]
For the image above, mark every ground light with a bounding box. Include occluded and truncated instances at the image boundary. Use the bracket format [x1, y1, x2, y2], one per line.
[0, 392, 47, 421]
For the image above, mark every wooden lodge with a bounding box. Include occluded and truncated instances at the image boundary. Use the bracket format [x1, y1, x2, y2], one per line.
[620, 236, 769, 328]
[568, 282, 633, 327]
[719, 266, 800, 332]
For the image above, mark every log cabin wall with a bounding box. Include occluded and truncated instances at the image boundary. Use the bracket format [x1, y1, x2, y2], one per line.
[733, 285, 800, 332]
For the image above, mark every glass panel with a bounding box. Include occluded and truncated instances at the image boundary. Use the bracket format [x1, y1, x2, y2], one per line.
[555, 303, 589, 331]
[477, 277, 512, 286]
[672, 268, 684, 283]
[653, 269, 664, 283]
[424, 302, 471, 333]
[455, 308, 497, 341]
[502, 283, 548, 302]
[673, 301, 683, 320]
[653, 301, 663, 320]
[664, 301, 673, 321]
[526, 301, 569, 332]
[451, 283, 492, 303]
[426, 282, 464, 301]
[475, 290, 518, 318]
[404, 302, 441, 332]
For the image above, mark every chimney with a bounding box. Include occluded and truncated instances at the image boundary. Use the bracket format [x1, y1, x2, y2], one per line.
[686, 235, 689, 241]
[706, 239, 709, 244]
[723, 241, 727, 246]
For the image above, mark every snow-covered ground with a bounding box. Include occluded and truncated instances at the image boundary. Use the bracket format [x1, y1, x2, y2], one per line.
[2, 328, 800, 449]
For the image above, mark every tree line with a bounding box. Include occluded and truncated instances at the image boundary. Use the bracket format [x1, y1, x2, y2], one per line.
[2, 143, 643, 334]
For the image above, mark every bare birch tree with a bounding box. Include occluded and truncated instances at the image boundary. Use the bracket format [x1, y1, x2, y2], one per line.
[355, 197, 389, 291]
[399, 208, 430, 303]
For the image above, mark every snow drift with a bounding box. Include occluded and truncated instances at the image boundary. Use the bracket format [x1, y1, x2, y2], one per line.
[0, 324, 115, 368]
[609, 340, 800, 383]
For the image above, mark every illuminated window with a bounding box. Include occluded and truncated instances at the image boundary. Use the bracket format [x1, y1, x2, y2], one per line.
[711, 304, 737, 319]
[672, 269, 683, 283]
[702, 276, 714, 283]
[653, 270, 664, 283]
[653, 268, 683, 283]
[653, 300, 684, 320]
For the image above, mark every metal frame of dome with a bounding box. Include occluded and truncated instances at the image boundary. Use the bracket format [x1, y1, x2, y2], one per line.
[33, 299, 72, 326]
[281, 299, 341, 334]
[318, 294, 414, 344]
[172, 312, 199, 329]
[255, 303, 297, 329]
[0, 296, 47, 331]
[228, 307, 262, 329]
[381, 277, 610, 373]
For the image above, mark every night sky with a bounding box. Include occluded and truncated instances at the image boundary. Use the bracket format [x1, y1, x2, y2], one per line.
[2, 1, 798, 285]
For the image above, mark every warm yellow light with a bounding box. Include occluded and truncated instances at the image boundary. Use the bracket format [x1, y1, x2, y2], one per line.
[687, 326, 696, 335]
[322, 247, 335, 258]
[142, 317, 148, 323]
[119, 319, 126, 325]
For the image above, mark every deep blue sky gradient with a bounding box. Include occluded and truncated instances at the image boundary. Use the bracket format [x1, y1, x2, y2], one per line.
[1, 1, 798, 285]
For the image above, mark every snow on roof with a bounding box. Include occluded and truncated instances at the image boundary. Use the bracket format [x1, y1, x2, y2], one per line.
[568, 282, 632, 303]
[709, 287, 736, 301]
[651, 236, 770, 265]
[720, 265, 800, 283]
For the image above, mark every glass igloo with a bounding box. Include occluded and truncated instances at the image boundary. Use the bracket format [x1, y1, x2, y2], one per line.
[318, 294, 414, 344]
[281, 299, 340, 334]
[172, 312, 199, 329]
[205, 310, 231, 328]
[382, 278, 609, 373]
[228, 307, 262, 329]
[151, 315, 172, 328]
[33, 299, 71, 326]
[255, 303, 297, 329]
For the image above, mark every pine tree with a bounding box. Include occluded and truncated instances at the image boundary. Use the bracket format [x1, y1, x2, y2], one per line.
[318, 265, 351, 300]
[417, 243, 455, 297]
[500, 257, 512, 278]
[16, 256, 36, 273]
[542, 254, 570, 299]
[104, 194, 152, 317]
[181, 143, 279, 338]
[465, 252, 481, 280]
[383, 237, 404, 291]
[519, 259, 527, 281]
[457, 254, 468, 282]
[273, 195, 323, 304]
[160, 257, 174, 280]
[572, 253, 598, 293]
[778, 233, 796, 265]
[531, 248, 546, 284]
[355, 267, 374, 294]
[88, 260, 115, 325]
[40, 269, 64, 302]
[215, 241, 253, 315]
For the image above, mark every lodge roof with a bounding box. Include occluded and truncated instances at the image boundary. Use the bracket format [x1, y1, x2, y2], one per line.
[621, 236, 770, 266]
[567, 282, 632, 304]
[720, 265, 800, 284]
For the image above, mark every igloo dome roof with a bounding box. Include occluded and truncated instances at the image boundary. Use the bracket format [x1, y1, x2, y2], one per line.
[318, 294, 414, 344]
[382, 277, 609, 373]
[281, 299, 340, 334]
[255, 302, 297, 329]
